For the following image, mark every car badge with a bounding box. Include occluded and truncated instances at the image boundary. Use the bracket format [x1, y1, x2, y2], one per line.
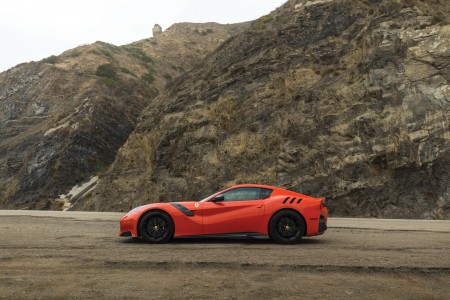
[195, 203, 199, 208]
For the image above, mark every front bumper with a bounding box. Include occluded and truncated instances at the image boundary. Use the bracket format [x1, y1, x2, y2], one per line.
[119, 215, 138, 237]
[120, 231, 132, 237]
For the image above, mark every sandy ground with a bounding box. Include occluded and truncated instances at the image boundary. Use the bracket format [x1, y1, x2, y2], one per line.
[0, 210, 449, 299]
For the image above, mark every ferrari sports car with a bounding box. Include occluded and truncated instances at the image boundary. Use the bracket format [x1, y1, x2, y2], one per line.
[119, 184, 328, 244]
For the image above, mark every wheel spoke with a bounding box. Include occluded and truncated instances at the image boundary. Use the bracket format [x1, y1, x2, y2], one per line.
[145, 216, 169, 240]
[276, 216, 299, 239]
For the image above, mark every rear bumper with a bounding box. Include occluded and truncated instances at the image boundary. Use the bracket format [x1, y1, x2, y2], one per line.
[318, 215, 327, 234]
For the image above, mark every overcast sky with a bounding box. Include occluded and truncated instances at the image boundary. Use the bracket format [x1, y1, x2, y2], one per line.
[0, 0, 285, 72]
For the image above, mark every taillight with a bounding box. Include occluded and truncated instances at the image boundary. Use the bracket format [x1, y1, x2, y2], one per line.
[320, 197, 327, 208]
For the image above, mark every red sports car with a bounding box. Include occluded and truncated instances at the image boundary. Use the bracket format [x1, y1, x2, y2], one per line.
[119, 184, 328, 244]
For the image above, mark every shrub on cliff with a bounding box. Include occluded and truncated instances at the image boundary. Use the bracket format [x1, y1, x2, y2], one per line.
[95, 63, 117, 79]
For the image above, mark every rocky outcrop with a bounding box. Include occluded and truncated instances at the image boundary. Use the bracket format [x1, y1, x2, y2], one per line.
[85, 0, 449, 219]
[152, 24, 163, 37]
[0, 22, 248, 209]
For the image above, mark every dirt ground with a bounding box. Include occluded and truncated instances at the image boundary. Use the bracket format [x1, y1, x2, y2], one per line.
[0, 211, 449, 299]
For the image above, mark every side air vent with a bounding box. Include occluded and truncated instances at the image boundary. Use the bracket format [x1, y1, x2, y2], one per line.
[282, 197, 303, 204]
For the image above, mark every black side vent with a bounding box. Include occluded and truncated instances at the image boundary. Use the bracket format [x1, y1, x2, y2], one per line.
[297, 198, 302, 204]
[290, 198, 296, 204]
[282, 197, 290, 204]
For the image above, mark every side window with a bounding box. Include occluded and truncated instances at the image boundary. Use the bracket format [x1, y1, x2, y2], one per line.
[223, 188, 260, 202]
[260, 188, 273, 199]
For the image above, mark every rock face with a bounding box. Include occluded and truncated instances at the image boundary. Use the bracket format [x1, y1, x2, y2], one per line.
[0, 22, 247, 209]
[84, 0, 450, 219]
[152, 24, 163, 37]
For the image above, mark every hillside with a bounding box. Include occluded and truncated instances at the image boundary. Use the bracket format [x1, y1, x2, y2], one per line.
[83, 0, 450, 219]
[0, 22, 247, 209]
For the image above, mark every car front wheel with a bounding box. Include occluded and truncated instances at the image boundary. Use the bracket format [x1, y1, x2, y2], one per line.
[269, 210, 305, 244]
[139, 211, 174, 243]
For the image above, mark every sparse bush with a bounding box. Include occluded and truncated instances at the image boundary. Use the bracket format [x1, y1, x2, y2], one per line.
[100, 49, 113, 58]
[162, 73, 173, 81]
[124, 47, 153, 64]
[101, 77, 117, 86]
[95, 41, 120, 52]
[253, 14, 273, 29]
[141, 72, 154, 84]
[95, 63, 117, 79]
[120, 67, 136, 77]
[42, 55, 58, 64]
[67, 51, 82, 58]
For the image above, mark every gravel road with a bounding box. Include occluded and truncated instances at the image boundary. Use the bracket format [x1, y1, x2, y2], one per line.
[0, 210, 449, 299]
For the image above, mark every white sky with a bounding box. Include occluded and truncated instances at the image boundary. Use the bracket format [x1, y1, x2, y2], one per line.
[0, 0, 285, 72]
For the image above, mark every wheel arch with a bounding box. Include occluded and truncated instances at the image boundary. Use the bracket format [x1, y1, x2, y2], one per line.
[267, 208, 307, 238]
[136, 209, 174, 237]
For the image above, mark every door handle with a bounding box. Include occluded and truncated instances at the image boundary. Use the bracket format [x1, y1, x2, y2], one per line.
[256, 205, 263, 208]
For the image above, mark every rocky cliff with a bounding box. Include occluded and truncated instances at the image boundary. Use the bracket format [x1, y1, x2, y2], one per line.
[83, 0, 449, 219]
[0, 22, 247, 209]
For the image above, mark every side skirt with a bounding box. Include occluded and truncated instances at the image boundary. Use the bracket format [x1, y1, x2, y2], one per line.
[175, 233, 269, 240]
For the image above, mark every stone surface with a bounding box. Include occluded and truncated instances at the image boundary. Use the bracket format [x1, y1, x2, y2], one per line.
[0, 22, 248, 209]
[84, 0, 450, 219]
[152, 24, 163, 36]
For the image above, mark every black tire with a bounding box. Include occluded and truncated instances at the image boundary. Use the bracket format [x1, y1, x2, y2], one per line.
[139, 211, 174, 244]
[269, 210, 305, 244]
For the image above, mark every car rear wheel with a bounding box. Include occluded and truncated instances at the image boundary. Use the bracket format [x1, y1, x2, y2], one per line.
[139, 211, 174, 244]
[269, 210, 305, 244]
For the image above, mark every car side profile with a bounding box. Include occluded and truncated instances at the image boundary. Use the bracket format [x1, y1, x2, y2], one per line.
[119, 184, 328, 244]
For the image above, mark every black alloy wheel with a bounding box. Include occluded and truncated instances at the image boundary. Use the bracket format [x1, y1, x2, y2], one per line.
[269, 210, 305, 244]
[139, 211, 174, 243]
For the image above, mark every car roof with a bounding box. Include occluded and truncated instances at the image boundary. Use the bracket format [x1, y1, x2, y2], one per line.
[229, 184, 288, 191]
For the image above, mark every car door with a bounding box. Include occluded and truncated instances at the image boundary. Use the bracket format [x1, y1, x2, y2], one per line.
[202, 187, 264, 234]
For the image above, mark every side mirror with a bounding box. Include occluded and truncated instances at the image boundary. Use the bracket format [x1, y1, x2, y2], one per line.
[211, 194, 225, 202]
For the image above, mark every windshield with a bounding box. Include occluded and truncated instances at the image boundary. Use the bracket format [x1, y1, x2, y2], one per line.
[199, 192, 216, 202]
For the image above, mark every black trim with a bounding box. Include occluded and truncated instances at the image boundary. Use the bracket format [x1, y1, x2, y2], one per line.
[318, 215, 327, 233]
[120, 231, 132, 237]
[170, 202, 194, 216]
[176, 232, 269, 239]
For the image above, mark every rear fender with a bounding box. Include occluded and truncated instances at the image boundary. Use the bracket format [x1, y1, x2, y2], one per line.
[267, 208, 307, 238]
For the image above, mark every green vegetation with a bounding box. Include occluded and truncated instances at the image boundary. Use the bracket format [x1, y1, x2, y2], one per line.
[253, 14, 273, 29]
[162, 72, 173, 81]
[141, 71, 154, 84]
[67, 51, 82, 58]
[95, 63, 117, 79]
[42, 55, 58, 64]
[95, 41, 120, 52]
[99, 49, 113, 58]
[195, 28, 214, 35]
[124, 46, 153, 64]
[120, 67, 136, 77]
